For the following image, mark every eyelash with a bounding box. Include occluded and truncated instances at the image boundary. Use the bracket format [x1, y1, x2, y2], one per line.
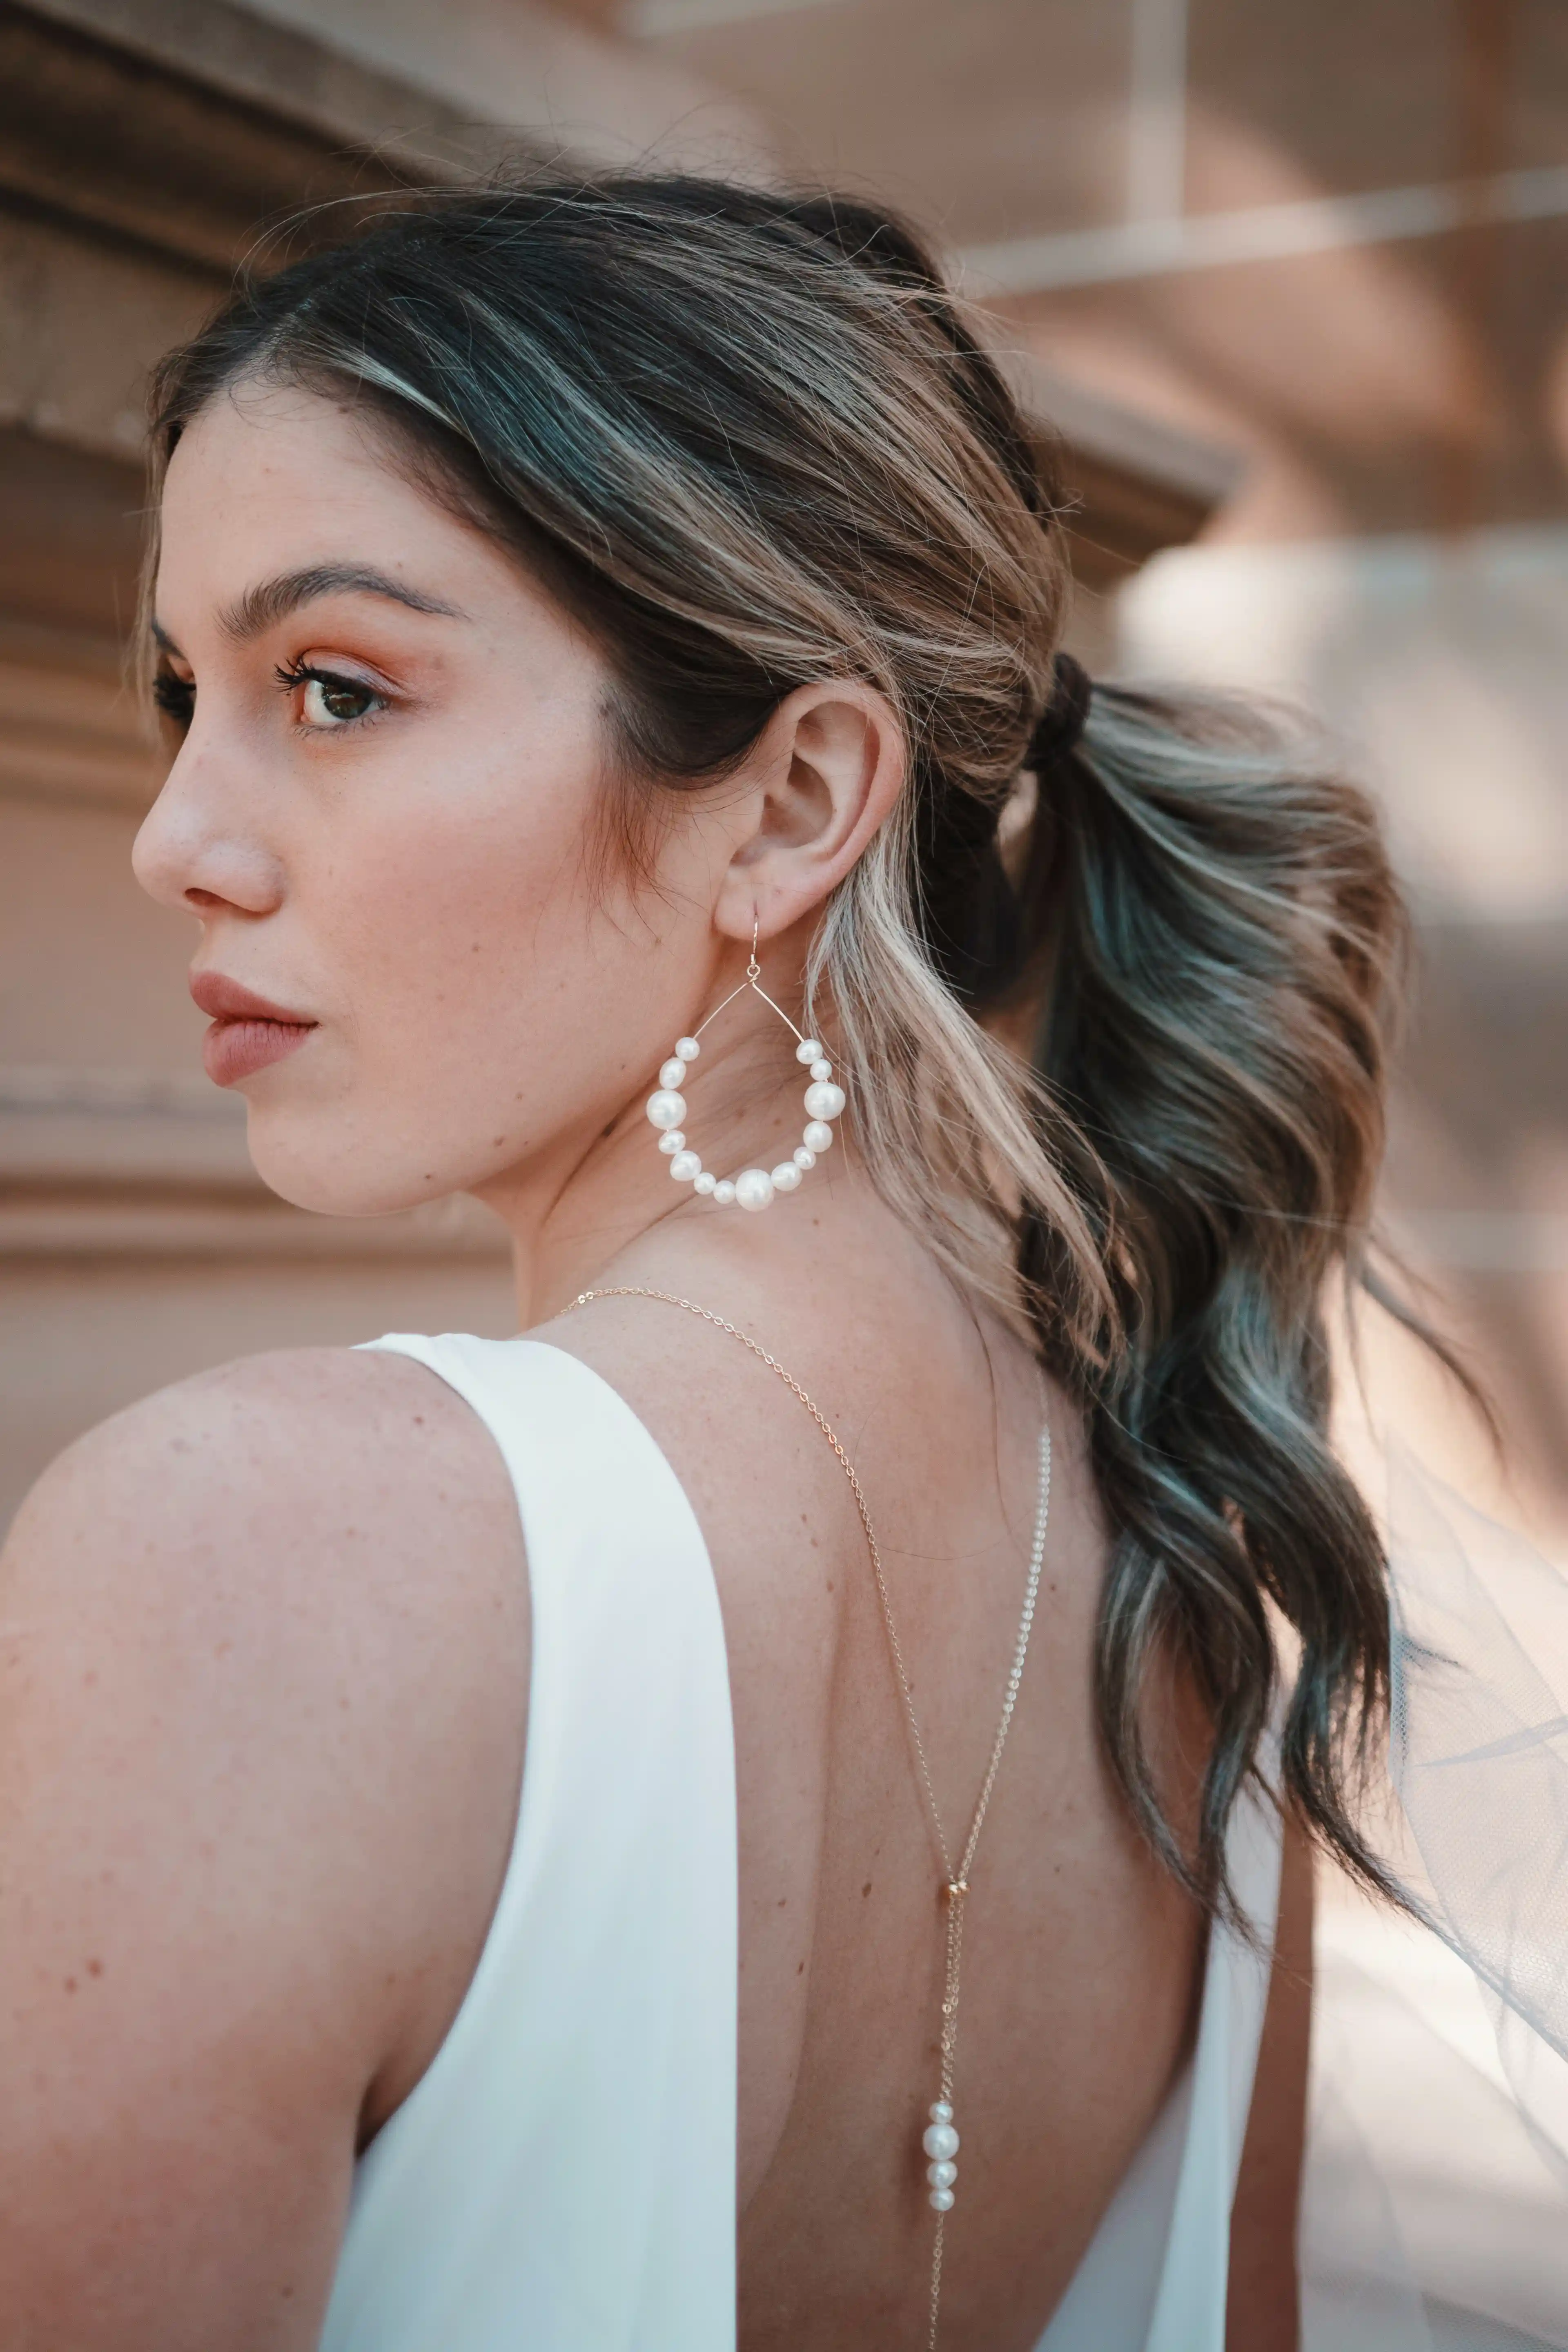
[149, 662, 390, 733]
[272, 660, 388, 729]
[152, 670, 194, 726]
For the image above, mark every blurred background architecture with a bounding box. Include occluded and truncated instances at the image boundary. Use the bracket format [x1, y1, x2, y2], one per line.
[2, 0, 1564, 1561]
[2, 4, 1566, 2343]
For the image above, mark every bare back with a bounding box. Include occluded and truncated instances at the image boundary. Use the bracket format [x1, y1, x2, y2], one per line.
[544, 1213, 1207, 2351]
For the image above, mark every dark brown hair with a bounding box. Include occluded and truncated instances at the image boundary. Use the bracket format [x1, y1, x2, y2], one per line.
[148, 174, 1459, 1913]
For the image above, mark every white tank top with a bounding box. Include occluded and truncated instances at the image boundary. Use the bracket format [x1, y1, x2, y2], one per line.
[318, 1333, 1283, 2352]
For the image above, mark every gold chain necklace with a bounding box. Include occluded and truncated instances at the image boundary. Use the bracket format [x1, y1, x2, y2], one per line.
[564, 1286, 1051, 2350]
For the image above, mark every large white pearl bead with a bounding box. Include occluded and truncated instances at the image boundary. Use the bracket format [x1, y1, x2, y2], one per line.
[929, 2187, 956, 2213]
[793, 1146, 816, 1170]
[646, 1089, 686, 1130]
[810, 1058, 833, 1083]
[659, 1057, 688, 1091]
[922, 2122, 960, 2162]
[713, 1180, 737, 1205]
[795, 1038, 821, 1064]
[734, 1167, 774, 1212]
[693, 1171, 717, 1194]
[802, 1119, 834, 1154]
[669, 1150, 702, 1182]
[927, 2159, 957, 2189]
[770, 1160, 802, 1193]
[658, 1129, 685, 1155]
[803, 1080, 846, 1122]
[674, 1037, 700, 1062]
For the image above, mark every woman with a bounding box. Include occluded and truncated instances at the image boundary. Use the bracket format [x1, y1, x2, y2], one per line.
[0, 177, 1426, 2350]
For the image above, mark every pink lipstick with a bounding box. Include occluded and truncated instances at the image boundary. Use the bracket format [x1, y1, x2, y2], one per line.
[190, 971, 318, 1088]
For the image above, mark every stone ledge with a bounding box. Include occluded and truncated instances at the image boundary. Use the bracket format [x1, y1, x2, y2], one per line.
[0, 1066, 512, 1258]
[0, 1067, 251, 1185]
[0, 1182, 511, 1258]
[0, 0, 528, 274]
[1001, 354, 1243, 591]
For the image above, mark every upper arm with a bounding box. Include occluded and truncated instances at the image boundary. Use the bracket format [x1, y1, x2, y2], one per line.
[1226, 1807, 1315, 2352]
[0, 1349, 526, 2350]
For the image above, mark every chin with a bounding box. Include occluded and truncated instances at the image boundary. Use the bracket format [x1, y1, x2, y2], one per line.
[243, 1105, 460, 1223]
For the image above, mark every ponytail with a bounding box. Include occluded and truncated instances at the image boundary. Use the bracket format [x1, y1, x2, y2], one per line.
[152, 169, 1469, 1916]
[1003, 682, 1416, 1908]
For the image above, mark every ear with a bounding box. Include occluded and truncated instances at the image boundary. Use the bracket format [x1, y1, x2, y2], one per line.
[713, 681, 905, 947]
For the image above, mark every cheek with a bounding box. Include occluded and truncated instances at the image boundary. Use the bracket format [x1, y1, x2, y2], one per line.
[336, 775, 588, 1079]
[296, 723, 648, 1189]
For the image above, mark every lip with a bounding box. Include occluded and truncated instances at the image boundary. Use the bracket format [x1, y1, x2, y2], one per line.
[190, 969, 318, 1089]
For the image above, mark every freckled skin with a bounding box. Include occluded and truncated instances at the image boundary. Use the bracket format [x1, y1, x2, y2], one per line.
[0, 382, 1308, 2352]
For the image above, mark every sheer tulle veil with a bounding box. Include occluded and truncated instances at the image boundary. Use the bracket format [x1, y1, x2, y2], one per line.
[1302, 1450, 1568, 2349]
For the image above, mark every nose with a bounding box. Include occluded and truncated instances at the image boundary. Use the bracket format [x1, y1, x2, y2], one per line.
[132, 733, 286, 920]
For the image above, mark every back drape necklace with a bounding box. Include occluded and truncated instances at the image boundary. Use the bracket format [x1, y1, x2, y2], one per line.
[565, 1287, 1051, 2350]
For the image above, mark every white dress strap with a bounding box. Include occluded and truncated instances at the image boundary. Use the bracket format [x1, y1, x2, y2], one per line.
[319, 1335, 738, 2352]
[1035, 1768, 1283, 2350]
[1142, 1777, 1283, 2350]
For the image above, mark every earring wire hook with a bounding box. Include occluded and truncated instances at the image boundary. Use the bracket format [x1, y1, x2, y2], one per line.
[691, 911, 807, 1045]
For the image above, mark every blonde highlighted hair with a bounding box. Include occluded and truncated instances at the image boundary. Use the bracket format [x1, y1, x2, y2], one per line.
[148, 175, 1461, 1911]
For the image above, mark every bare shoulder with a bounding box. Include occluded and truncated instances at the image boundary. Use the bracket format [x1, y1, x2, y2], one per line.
[0, 1343, 529, 2343]
[5, 1342, 510, 1602]
[1, 1339, 528, 2018]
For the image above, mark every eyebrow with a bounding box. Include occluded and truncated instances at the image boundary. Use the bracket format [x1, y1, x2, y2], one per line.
[151, 564, 464, 657]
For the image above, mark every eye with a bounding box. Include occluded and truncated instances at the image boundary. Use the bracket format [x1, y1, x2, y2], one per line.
[301, 673, 380, 728]
[152, 668, 194, 729]
[274, 662, 387, 730]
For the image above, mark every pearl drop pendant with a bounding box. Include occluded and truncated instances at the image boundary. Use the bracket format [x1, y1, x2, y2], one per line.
[922, 2102, 958, 2211]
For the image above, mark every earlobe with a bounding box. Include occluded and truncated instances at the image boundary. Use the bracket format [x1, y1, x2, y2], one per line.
[715, 681, 904, 946]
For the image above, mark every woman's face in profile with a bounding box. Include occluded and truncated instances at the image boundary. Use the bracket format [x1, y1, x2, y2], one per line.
[136, 380, 722, 1221]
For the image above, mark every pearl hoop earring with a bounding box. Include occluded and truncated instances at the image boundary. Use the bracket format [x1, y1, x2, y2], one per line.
[644, 919, 846, 1212]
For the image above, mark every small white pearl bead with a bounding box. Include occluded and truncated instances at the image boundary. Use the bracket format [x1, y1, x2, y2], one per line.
[810, 1058, 833, 1083]
[922, 2123, 960, 2161]
[659, 1057, 688, 1091]
[668, 1150, 702, 1182]
[928, 2159, 957, 2189]
[770, 1160, 802, 1192]
[674, 1037, 700, 1062]
[693, 1171, 717, 1195]
[930, 2102, 953, 2124]
[795, 1038, 821, 1064]
[929, 2187, 955, 2213]
[793, 1146, 816, 1170]
[658, 1129, 685, 1155]
[646, 1089, 686, 1130]
[802, 1119, 834, 1154]
[734, 1167, 774, 1212]
[713, 1180, 737, 1205]
[803, 1080, 846, 1122]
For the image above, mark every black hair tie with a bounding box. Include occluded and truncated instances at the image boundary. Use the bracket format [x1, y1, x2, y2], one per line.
[1029, 651, 1093, 772]
[915, 650, 1093, 1005]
